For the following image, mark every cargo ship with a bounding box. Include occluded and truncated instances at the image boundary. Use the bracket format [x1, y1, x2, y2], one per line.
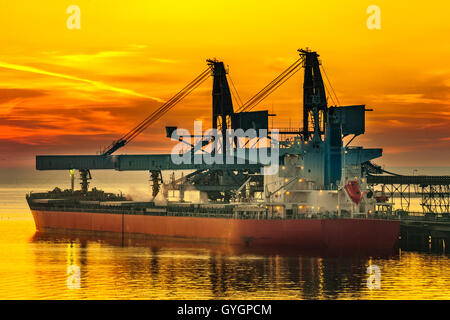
[27, 49, 400, 250]
[27, 188, 399, 250]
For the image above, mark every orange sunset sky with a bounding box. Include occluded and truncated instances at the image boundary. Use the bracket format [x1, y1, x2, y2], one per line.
[0, 0, 449, 168]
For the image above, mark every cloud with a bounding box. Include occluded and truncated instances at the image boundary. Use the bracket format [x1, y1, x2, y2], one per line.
[0, 61, 163, 101]
[101, 72, 180, 84]
[56, 51, 134, 63]
[43, 48, 179, 66]
[0, 88, 46, 103]
[149, 57, 178, 64]
[374, 94, 442, 105]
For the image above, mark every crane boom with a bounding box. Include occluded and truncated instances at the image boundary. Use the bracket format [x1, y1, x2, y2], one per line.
[102, 66, 212, 155]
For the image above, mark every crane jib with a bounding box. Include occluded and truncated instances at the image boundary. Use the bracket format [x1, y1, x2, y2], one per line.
[101, 67, 212, 156]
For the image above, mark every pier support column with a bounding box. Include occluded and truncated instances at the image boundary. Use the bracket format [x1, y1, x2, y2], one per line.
[150, 170, 163, 200]
[79, 169, 91, 194]
[70, 169, 75, 193]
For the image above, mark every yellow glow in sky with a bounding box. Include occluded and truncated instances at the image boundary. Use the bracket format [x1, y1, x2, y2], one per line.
[0, 1, 450, 166]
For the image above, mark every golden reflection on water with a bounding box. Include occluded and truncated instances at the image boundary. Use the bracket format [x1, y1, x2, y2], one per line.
[0, 216, 449, 300]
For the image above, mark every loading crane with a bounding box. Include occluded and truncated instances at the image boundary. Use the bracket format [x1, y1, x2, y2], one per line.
[32, 49, 450, 214]
[35, 49, 383, 200]
[35, 51, 341, 159]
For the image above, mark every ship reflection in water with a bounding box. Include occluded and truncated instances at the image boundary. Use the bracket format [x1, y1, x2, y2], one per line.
[13, 227, 446, 300]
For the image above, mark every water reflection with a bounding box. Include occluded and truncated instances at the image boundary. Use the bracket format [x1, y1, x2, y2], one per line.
[0, 217, 447, 300]
[2, 179, 449, 299]
[27, 231, 410, 299]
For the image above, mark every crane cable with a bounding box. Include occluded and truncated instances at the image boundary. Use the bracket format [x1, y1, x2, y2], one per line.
[323, 81, 337, 106]
[245, 61, 303, 112]
[320, 64, 340, 106]
[237, 57, 304, 113]
[124, 67, 211, 142]
[227, 72, 243, 108]
[237, 58, 302, 112]
[102, 66, 212, 155]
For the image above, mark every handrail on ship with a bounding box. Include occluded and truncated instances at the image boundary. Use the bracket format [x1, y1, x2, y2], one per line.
[28, 202, 401, 221]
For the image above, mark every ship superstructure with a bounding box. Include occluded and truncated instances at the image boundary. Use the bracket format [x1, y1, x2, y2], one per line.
[158, 49, 382, 218]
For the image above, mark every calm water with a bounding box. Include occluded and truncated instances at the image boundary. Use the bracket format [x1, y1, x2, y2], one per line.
[0, 167, 449, 300]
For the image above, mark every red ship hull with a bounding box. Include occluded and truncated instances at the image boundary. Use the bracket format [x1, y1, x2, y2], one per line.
[31, 210, 400, 250]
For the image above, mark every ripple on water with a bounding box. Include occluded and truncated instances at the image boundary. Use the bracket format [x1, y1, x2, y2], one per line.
[0, 217, 449, 299]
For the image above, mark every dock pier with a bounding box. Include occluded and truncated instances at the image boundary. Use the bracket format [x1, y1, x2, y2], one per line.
[398, 215, 450, 253]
